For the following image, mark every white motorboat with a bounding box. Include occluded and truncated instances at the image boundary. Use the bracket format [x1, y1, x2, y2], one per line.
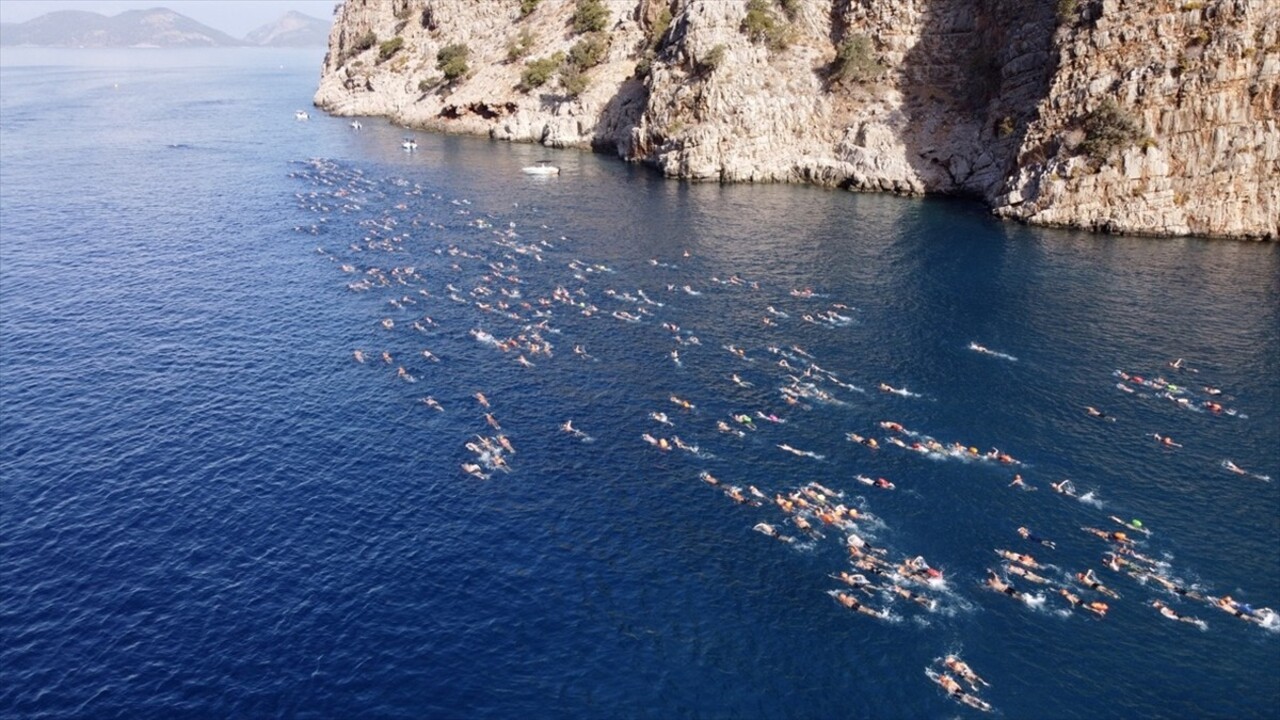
[402, 137, 418, 151]
[521, 160, 559, 175]
[350, 120, 362, 130]
[294, 110, 310, 121]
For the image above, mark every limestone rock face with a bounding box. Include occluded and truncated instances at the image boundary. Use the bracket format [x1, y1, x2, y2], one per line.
[315, 0, 1278, 239]
[994, 0, 1279, 239]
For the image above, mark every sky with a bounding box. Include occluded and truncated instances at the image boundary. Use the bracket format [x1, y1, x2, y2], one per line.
[0, 0, 337, 37]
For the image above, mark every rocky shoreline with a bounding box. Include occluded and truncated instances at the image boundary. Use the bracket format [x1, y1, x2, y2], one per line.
[315, 0, 1278, 240]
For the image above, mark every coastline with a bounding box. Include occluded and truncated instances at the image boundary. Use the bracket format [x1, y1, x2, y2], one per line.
[314, 0, 1278, 241]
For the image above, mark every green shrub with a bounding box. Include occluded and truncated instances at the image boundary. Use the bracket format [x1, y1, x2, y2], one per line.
[830, 34, 880, 85]
[700, 44, 727, 74]
[634, 53, 653, 79]
[1080, 99, 1146, 161]
[573, 0, 610, 33]
[350, 29, 376, 54]
[652, 7, 672, 44]
[520, 53, 564, 90]
[436, 43, 470, 81]
[1056, 0, 1078, 24]
[743, 0, 776, 43]
[378, 36, 404, 63]
[568, 32, 610, 70]
[997, 115, 1015, 137]
[559, 65, 590, 97]
[519, 0, 542, 18]
[742, 0, 792, 50]
[507, 27, 536, 61]
[418, 78, 437, 93]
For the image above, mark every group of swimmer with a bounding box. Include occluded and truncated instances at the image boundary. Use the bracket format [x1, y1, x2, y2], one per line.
[927, 655, 992, 712]
[295, 158, 1275, 717]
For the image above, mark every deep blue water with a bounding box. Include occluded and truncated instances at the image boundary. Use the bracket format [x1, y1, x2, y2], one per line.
[2, 48, 1278, 719]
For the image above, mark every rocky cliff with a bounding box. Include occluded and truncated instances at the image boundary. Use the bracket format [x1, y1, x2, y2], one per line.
[314, 0, 1278, 239]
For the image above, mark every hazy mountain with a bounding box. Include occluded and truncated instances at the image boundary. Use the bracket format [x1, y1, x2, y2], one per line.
[244, 11, 330, 48]
[0, 7, 244, 47]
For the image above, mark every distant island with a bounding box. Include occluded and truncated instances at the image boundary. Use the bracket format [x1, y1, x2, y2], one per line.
[244, 11, 332, 48]
[0, 7, 330, 48]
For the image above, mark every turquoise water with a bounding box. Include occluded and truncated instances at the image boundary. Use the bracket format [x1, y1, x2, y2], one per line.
[2, 48, 1278, 719]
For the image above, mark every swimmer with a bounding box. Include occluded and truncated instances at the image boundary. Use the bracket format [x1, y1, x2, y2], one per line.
[1151, 600, 1205, 626]
[1082, 526, 1133, 545]
[381, 351, 393, 364]
[352, 350, 365, 363]
[931, 672, 992, 713]
[671, 436, 698, 453]
[855, 474, 895, 490]
[731, 373, 753, 388]
[1017, 526, 1056, 549]
[1085, 406, 1115, 421]
[1203, 385, 1222, 396]
[421, 349, 439, 362]
[1059, 588, 1083, 608]
[879, 421, 905, 433]
[699, 470, 719, 485]
[890, 583, 936, 610]
[474, 392, 490, 408]
[846, 432, 878, 449]
[985, 569, 1022, 600]
[1050, 479, 1078, 497]
[1085, 600, 1109, 618]
[1076, 569, 1120, 598]
[834, 591, 889, 619]
[485, 413, 501, 430]
[1223, 460, 1247, 476]
[833, 571, 876, 592]
[996, 549, 1040, 569]
[943, 655, 988, 689]
[421, 396, 443, 411]
[516, 354, 534, 367]
[1009, 474, 1035, 491]
[1007, 563, 1051, 584]
[649, 411, 673, 426]
[1109, 516, 1150, 535]
[753, 522, 794, 543]
[669, 395, 695, 410]
[1145, 573, 1203, 601]
[1152, 433, 1182, 448]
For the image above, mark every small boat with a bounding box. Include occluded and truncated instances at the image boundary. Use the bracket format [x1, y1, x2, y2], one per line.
[521, 160, 560, 175]
[294, 110, 309, 121]
[350, 119, 362, 130]
[402, 137, 418, 151]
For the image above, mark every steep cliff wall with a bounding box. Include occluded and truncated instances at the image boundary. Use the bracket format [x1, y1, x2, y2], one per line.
[315, 0, 1278, 239]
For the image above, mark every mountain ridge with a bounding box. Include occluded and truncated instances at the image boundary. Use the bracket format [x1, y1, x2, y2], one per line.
[0, 7, 245, 48]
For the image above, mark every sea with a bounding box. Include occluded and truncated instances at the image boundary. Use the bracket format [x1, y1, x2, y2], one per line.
[1, 48, 1277, 720]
